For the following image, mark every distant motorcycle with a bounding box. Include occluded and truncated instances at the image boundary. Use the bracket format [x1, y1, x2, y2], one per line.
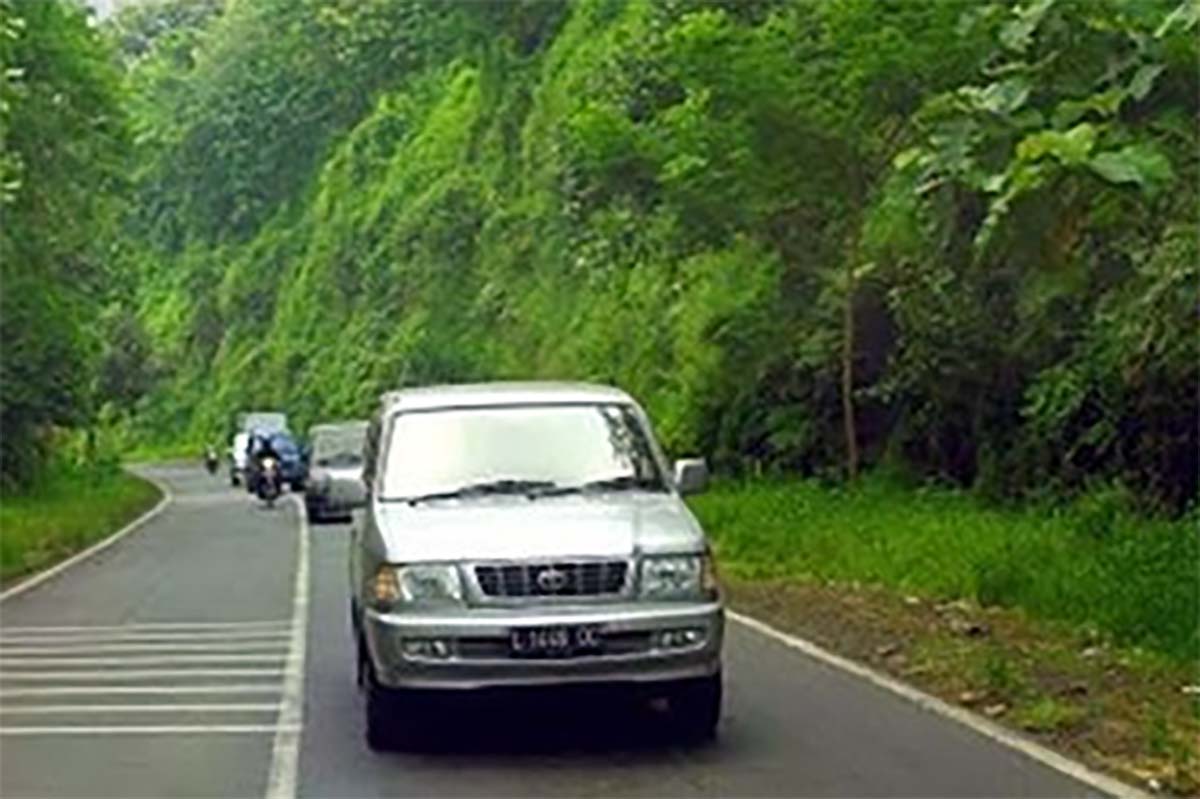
[204, 446, 219, 476]
[257, 456, 282, 508]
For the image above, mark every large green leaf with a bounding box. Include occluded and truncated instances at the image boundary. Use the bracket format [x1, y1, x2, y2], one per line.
[1052, 88, 1124, 127]
[1126, 63, 1164, 101]
[1155, 0, 1199, 38]
[962, 76, 1031, 115]
[999, 0, 1056, 53]
[1088, 143, 1173, 190]
[1016, 123, 1096, 166]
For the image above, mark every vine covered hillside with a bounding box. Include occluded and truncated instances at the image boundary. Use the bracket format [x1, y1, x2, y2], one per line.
[112, 0, 1197, 511]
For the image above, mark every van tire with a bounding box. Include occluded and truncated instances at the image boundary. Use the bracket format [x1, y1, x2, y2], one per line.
[363, 646, 416, 751]
[364, 674, 396, 751]
[365, 677, 418, 751]
[669, 672, 722, 742]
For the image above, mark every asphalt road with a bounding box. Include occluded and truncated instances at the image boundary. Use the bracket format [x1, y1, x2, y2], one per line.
[0, 465, 1101, 798]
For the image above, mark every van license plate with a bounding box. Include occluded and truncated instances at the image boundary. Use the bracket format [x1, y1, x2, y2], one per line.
[509, 626, 601, 657]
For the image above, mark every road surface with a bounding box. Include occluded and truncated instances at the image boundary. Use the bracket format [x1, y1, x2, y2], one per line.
[0, 465, 1101, 798]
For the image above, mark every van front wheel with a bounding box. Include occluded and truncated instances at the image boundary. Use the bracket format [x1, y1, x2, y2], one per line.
[364, 676, 396, 751]
[668, 672, 722, 741]
[363, 658, 417, 751]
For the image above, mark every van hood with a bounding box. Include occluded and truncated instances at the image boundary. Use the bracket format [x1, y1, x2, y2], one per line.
[310, 464, 363, 483]
[372, 494, 705, 562]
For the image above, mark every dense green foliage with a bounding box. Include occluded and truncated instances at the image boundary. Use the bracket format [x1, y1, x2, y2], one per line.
[0, 464, 159, 582]
[109, 0, 1197, 513]
[0, 0, 130, 486]
[1, 0, 1195, 515]
[692, 477, 1198, 660]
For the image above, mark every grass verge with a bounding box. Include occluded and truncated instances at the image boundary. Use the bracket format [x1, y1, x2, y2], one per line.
[691, 478, 1199, 795]
[691, 477, 1197, 660]
[123, 440, 204, 465]
[0, 467, 162, 586]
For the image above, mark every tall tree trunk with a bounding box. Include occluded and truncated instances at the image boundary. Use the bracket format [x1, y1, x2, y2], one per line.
[840, 157, 868, 483]
[841, 253, 859, 481]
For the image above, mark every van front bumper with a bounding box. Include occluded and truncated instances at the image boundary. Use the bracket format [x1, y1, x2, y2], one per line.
[363, 601, 723, 690]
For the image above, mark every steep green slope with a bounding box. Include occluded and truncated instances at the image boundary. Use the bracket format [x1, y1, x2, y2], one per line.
[121, 0, 1198, 510]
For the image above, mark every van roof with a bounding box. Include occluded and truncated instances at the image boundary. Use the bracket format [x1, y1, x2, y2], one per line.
[380, 381, 632, 413]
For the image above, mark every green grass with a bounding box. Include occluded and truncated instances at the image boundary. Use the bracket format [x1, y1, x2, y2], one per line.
[123, 440, 203, 464]
[976, 648, 1028, 698]
[0, 467, 162, 583]
[690, 476, 1198, 663]
[1012, 697, 1086, 733]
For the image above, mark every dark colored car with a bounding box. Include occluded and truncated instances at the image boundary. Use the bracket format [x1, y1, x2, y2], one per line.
[246, 430, 307, 492]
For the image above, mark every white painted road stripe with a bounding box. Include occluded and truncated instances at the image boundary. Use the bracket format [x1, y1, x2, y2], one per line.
[0, 630, 293, 645]
[0, 685, 285, 698]
[0, 620, 292, 634]
[0, 474, 172, 603]
[0, 669, 285, 681]
[0, 704, 281, 714]
[0, 638, 290, 652]
[265, 497, 309, 799]
[0, 655, 287, 667]
[0, 724, 299, 736]
[728, 611, 1146, 799]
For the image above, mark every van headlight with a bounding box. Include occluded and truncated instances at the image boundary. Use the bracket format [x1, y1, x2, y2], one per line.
[639, 554, 718, 600]
[368, 564, 462, 610]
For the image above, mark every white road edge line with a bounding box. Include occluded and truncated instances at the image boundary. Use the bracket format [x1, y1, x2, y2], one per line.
[0, 655, 288, 667]
[0, 724, 299, 736]
[727, 610, 1149, 799]
[0, 621, 293, 634]
[0, 685, 285, 698]
[0, 644, 291, 656]
[0, 469, 173, 603]
[265, 496, 309, 799]
[0, 669, 284, 681]
[0, 631, 294, 645]
[0, 704, 282, 714]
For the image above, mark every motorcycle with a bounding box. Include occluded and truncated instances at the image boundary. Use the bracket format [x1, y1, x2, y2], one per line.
[257, 456, 282, 508]
[204, 446, 219, 476]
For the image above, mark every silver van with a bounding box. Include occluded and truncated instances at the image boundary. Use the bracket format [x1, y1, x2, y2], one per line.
[339, 382, 723, 749]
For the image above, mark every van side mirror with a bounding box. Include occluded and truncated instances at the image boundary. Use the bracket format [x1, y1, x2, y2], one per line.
[332, 476, 368, 510]
[673, 458, 709, 496]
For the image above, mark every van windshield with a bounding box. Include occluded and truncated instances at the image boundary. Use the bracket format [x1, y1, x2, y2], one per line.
[313, 430, 365, 466]
[380, 403, 667, 502]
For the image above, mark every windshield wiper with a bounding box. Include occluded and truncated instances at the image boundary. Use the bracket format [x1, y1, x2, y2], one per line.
[395, 478, 558, 506]
[529, 475, 666, 498]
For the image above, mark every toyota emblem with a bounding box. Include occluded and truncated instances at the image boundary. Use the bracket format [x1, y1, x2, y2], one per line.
[536, 567, 568, 592]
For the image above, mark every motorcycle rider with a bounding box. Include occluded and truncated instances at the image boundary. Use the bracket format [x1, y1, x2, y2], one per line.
[203, 444, 219, 475]
[247, 430, 282, 495]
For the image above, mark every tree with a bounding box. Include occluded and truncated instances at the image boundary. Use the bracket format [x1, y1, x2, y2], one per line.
[0, 0, 128, 486]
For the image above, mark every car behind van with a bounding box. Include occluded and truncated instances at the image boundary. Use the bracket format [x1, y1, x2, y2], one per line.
[304, 420, 368, 523]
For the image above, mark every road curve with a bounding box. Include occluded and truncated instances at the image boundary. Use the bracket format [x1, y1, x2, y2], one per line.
[0, 465, 1099, 798]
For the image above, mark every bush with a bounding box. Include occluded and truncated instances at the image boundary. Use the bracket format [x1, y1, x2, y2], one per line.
[691, 475, 1199, 662]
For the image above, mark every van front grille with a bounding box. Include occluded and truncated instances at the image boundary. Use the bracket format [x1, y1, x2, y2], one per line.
[475, 561, 628, 597]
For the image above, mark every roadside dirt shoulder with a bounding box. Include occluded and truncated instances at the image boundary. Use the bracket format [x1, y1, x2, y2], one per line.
[727, 578, 1198, 797]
